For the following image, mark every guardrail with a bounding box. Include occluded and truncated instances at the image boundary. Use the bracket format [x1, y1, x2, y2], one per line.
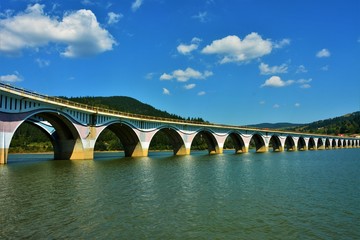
[0, 82, 353, 139]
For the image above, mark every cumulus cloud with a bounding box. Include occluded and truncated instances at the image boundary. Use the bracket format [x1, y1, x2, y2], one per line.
[184, 83, 196, 90]
[177, 37, 202, 55]
[0, 4, 116, 57]
[261, 76, 312, 88]
[259, 62, 288, 75]
[162, 88, 170, 95]
[316, 48, 331, 58]
[0, 72, 22, 82]
[261, 76, 294, 88]
[131, 0, 143, 12]
[107, 12, 123, 25]
[198, 91, 206, 96]
[201, 33, 274, 64]
[160, 67, 213, 82]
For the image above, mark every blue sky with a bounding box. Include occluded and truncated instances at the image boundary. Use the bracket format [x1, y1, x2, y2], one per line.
[0, 0, 359, 125]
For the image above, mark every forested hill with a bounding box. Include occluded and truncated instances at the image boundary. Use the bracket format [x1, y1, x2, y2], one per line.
[63, 96, 206, 122]
[287, 111, 360, 135]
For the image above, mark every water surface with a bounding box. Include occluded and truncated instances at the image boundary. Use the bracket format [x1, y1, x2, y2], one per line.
[1, 149, 359, 239]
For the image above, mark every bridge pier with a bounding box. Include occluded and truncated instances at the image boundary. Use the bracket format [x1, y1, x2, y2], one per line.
[0, 147, 8, 164]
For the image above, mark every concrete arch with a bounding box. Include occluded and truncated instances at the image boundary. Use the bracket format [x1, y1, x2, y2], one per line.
[297, 137, 307, 151]
[337, 139, 342, 148]
[11, 110, 84, 160]
[331, 139, 336, 148]
[343, 139, 347, 148]
[325, 138, 331, 149]
[97, 121, 144, 157]
[226, 132, 246, 153]
[249, 133, 267, 152]
[269, 135, 282, 152]
[308, 137, 316, 150]
[285, 136, 296, 151]
[191, 130, 220, 154]
[149, 127, 187, 155]
[317, 138, 324, 150]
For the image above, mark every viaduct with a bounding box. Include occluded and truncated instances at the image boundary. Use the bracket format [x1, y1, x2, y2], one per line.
[1, 83, 359, 164]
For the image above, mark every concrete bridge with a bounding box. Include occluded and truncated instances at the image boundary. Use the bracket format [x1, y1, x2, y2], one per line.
[1, 83, 359, 164]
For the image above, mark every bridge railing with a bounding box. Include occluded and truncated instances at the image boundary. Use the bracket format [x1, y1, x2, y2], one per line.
[0, 82, 223, 126]
[0, 82, 352, 139]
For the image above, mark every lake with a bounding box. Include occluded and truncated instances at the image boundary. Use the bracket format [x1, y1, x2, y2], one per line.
[1, 149, 359, 239]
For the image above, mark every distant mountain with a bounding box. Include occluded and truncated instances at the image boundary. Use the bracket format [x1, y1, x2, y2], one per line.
[287, 111, 360, 135]
[63, 96, 206, 122]
[64, 96, 182, 119]
[247, 122, 304, 129]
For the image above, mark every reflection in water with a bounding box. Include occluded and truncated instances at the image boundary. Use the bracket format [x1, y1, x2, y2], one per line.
[1, 149, 359, 239]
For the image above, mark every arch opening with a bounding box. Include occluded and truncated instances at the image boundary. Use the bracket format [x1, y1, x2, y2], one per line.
[8, 111, 83, 161]
[249, 134, 266, 153]
[331, 139, 336, 148]
[269, 135, 282, 152]
[308, 138, 316, 150]
[297, 137, 306, 151]
[285, 136, 296, 151]
[325, 139, 331, 149]
[224, 133, 246, 154]
[317, 138, 324, 150]
[36, 112, 83, 160]
[191, 130, 219, 155]
[99, 122, 143, 157]
[94, 128, 124, 157]
[149, 128, 186, 156]
[9, 121, 54, 161]
[337, 139, 342, 148]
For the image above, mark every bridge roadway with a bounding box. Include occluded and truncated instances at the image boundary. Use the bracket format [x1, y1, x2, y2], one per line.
[0, 83, 359, 164]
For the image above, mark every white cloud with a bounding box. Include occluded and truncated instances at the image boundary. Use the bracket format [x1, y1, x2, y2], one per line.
[321, 65, 329, 71]
[261, 76, 312, 88]
[296, 65, 308, 73]
[300, 84, 311, 89]
[316, 48, 331, 58]
[295, 103, 301, 107]
[0, 72, 22, 82]
[273, 38, 290, 48]
[35, 58, 50, 67]
[261, 76, 294, 88]
[145, 72, 156, 80]
[177, 37, 202, 55]
[184, 83, 196, 90]
[297, 78, 312, 88]
[259, 100, 266, 105]
[201, 33, 273, 63]
[107, 12, 123, 25]
[259, 62, 288, 75]
[0, 4, 116, 57]
[297, 78, 312, 84]
[160, 67, 213, 82]
[162, 88, 170, 95]
[192, 11, 208, 23]
[131, 0, 143, 12]
[273, 104, 280, 109]
[198, 91, 206, 96]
